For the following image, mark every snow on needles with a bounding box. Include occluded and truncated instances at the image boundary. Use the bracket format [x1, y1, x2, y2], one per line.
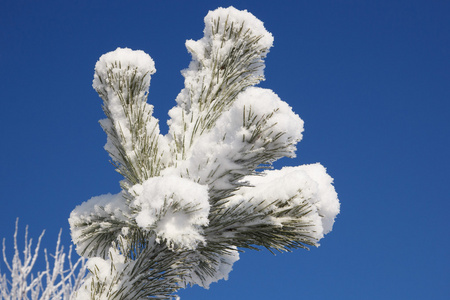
[168, 87, 304, 193]
[69, 6, 340, 298]
[183, 246, 240, 289]
[203, 6, 274, 50]
[230, 164, 340, 241]
[129, 175, 210, 250]
[168, 7, 274, 155]
[93, 47, 156, 91]
[69, 192, 130, 257]
[93, 47, 161, 169]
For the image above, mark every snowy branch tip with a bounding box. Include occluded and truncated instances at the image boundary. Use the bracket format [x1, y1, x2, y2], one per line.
[203, 6, 274, 48]
[93, 47, 156, 95]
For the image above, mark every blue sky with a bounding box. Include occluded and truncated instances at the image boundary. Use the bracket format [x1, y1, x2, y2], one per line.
[1, 0, 449, 299]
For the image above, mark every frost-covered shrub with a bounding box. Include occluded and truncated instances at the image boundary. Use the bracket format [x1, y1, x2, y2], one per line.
[69, 6, 340, 299]
[0, 221, 86, 300]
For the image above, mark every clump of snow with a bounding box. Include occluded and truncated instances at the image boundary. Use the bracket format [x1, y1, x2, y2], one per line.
[226, 87, 304, 153]
[129, 175, 210, 250]
[85, 256, 115, 284]
[69, 192, 131, 257]
[169, 87, 304, 192]
[204, 6, 273, 49]
[70, 192, 130, 224]
[229, 164, 340, 241]
[93, 47, 156, 93]
[296, 164, 340, 234]
[183, 6, 273, 70]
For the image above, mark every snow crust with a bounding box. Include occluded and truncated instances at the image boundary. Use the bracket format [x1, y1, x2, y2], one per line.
[129, 175, 210, 250]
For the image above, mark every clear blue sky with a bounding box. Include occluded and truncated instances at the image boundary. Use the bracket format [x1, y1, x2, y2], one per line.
[1, 0, 449, 299]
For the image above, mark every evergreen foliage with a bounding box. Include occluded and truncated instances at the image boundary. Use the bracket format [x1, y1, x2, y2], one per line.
[69, 7, 340, 299]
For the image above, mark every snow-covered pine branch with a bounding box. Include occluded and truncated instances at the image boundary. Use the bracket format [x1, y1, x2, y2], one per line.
[69, 6, 340, 299]
[0, 220, 87, 300]
[93, 48, 168, 189]
[168, 7, 274, 158]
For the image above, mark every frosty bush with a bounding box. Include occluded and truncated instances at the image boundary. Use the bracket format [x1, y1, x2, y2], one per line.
[0, 220, 87, 300]
[69, 6, 340, 299]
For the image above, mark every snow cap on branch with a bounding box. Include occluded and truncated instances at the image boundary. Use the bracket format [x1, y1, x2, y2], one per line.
[93, 47, 156, 93]
[69, 192, 131, 257]
[231, 163, 340, 242]
[170, 6, 275, 143]
[130, 175, 210, 250]
[296, 164, 340, 234]
[226, 87, 304, 155]
[203, 6, 274, 51]
[170, 87, 304, 193]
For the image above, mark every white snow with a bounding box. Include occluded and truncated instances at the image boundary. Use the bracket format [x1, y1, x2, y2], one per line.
[228, 163, 340, 241]
[69, 6, 341, 298]
[92, 47, 162, 169]
[225, 87, 304, 153]
[166, 87, 304, 192]
[129, 175, 210, 250]
[69, 192, 130, 256]
[203, 6, 274, 50]
[168, 7, 275, 157]
[296, 164, 340, 234]
[93, 47, 156, 92]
